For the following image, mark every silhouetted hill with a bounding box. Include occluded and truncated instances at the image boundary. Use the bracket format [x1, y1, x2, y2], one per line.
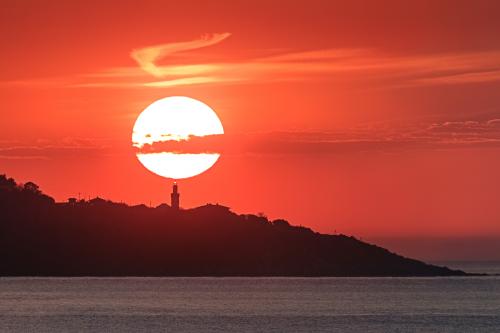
[0, 174, 466, 276]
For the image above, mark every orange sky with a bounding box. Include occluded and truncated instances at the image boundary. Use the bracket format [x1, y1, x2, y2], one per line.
[2, 0, 500, 260]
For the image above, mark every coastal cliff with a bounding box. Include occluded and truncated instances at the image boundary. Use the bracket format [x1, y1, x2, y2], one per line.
[0, 174, 466, 276]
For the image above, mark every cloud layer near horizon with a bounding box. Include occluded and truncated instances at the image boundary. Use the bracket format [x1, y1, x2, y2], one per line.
[4, 119, 500, 160]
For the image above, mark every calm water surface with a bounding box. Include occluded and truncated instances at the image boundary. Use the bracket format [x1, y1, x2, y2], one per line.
[1, 275, 500, 332]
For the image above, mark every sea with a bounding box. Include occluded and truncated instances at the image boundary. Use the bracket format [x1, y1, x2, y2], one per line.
[1, 262, 499, 333]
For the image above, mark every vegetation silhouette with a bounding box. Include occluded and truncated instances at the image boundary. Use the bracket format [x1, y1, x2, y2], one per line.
[0, 174, 466, 276]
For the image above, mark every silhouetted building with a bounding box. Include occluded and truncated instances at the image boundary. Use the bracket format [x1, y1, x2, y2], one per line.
[89, 197, 107, 206]
[171, 182, 180, 210]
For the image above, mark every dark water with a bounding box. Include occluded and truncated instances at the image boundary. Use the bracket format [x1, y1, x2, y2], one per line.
[1, 275, 500, 332]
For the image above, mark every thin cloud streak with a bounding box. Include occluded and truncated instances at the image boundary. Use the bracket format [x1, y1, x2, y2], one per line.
[411, 69, 500, 86]
[4, 34, 500, 89]
[3, 119, 500, 159]
[0, 138, 114, 160]
[82, 36, 500, 88]
[130, 33, 231, 78]
[73, 76, 231, 88]
[132, 119, 500, 155]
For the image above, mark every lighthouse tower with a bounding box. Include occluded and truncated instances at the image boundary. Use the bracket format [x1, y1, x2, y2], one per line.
[171, 182, 180, 210]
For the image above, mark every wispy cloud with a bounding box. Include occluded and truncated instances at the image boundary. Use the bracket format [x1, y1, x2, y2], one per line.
[82, 37, 500, 88]
[4, 33, 500, 89]
[130, 32, 231, 78]
[0, 138, 114, 160]
[411, 69, 500, 86]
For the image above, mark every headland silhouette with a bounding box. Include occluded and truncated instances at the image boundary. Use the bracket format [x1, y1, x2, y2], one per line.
[0, 174, 466, 276]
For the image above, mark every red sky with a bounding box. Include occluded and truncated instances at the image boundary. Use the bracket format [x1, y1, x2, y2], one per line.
[2, 0, 500, 260]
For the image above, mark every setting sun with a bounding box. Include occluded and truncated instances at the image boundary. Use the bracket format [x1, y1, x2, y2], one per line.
[132, 96, 224, 179]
